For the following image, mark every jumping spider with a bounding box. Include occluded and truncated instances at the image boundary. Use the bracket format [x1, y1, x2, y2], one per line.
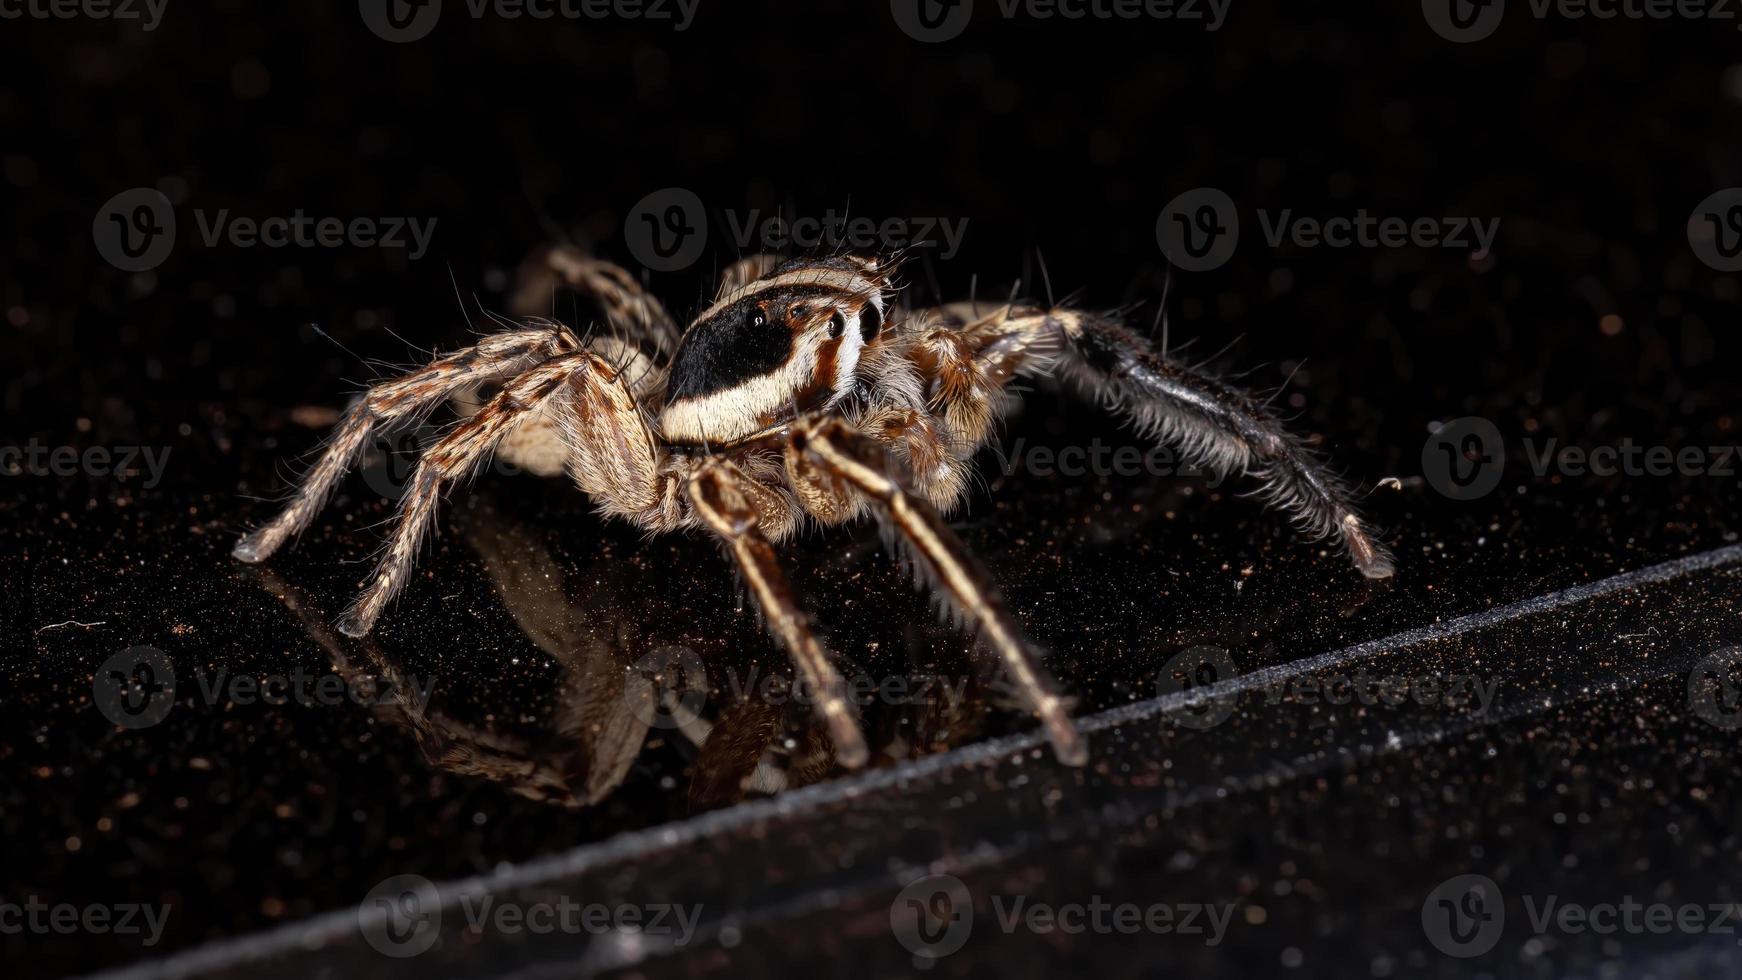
[234, 246, 1393, 769]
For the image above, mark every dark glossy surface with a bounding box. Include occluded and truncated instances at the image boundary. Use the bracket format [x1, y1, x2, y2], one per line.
[5, 2, 1742, 977]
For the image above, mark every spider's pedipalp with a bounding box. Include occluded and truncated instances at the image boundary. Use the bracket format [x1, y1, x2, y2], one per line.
[795, 417, 1089, 768]
[687, 462, 870, 769]
[232, 327, 570, 565]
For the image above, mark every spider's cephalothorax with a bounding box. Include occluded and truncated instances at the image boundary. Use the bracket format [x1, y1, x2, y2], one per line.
[234, 246, 1395, 771]
[659, 255, 891, 445]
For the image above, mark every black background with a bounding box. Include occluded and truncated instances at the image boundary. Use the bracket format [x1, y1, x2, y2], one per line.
[4, 1, 1742, 977]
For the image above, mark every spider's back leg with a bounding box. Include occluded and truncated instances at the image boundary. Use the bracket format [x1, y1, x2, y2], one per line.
[233, 326, 570, 564]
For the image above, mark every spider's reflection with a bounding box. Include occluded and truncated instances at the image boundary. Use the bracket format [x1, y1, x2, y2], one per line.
[251, 497, 995, 810]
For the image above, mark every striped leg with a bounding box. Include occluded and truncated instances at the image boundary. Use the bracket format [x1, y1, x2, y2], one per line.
[336, 351, 640, 637]
[795, 417, 1089, 767]
[687, 462, 870, 768]
[233, 328, 567, 564]
[512, 245, 682, 355]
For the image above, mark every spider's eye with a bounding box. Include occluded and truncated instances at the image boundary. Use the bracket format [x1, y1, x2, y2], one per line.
[750, 311, 767, 328]
[827, 311, 847, 339]
[858, 303, 882, 342]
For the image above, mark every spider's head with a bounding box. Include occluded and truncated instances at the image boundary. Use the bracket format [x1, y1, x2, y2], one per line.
[658, 256, 895, 445]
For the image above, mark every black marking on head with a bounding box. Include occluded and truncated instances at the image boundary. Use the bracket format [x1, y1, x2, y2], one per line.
[666, 285, 844, 402]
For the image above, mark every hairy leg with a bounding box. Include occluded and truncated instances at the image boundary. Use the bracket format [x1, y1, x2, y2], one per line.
[687, 461, 870, 768]
[1052, 311, 1392, 577]
[714, 253, 783, 298]
[336, 350, 645, 637]
[511, 244, 682, 355]
[233, 327, 569, 564]
[929, 304, 1393, 578]
[794, 417, 1089, 767]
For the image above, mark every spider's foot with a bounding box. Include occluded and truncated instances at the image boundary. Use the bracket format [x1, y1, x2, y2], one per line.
[826, 715, 870, 770]
[334, 610, 372, 638]
[1036, 694, 1089, 767]
[1341, 513, 1395, 580]
[231, 532, 270, 564]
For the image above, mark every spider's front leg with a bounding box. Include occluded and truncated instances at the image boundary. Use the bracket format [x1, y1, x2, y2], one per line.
[915, 303, 1393, 579]
[790, 417, 1090, 767]
[684, 461, 871, 769]
[1049, 311, 1394, 578]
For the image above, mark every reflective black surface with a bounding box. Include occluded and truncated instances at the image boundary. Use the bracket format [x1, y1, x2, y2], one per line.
[5, 3, 1742, 977]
